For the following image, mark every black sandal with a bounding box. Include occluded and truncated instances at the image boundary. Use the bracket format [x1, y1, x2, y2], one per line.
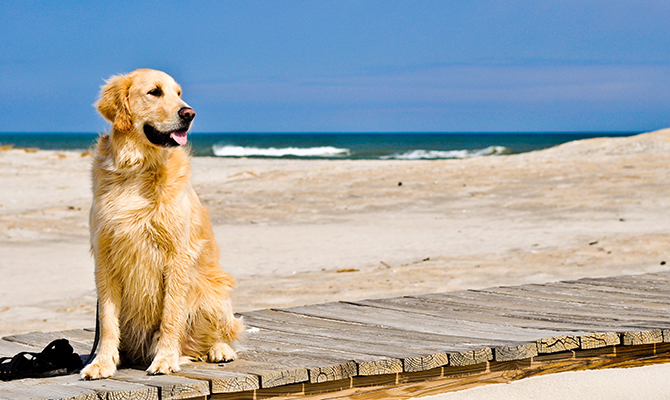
[0, 339, 83, 381]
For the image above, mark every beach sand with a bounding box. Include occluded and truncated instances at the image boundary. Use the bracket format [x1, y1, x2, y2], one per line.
[1, 129, 669, 397]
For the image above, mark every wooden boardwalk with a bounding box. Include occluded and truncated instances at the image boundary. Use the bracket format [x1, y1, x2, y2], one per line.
[2, 271, 670, 399]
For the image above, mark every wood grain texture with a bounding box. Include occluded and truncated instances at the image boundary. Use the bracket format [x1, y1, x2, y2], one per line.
[3, 330, 95, 356]
[493, 343, 538, 362]
[402, 352, 449, 372]
[0, 340, 41, 357]
[243, 309, 480, 359]
[48, 374, 159, 400]
[351, 296, 599, 337]
[275, 301, 567, 343]
[240, 336, 391, 381]
[0, 378, 98, 400]
[308, 360, 357, 384]
[246, 323, 409, 369]
[579, 332, 620, 349]
[110, 368, 210, 400]
[176, 363, 260, 394]
[447, 348, 493, 367]
[622, 329, 664, 345]
[419, 288, 670, 328]
[215, 358, 309, 389]
[537, 335, 580, 353]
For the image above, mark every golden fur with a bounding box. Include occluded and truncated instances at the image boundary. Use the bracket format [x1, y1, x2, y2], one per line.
[81, 69, 244, 380]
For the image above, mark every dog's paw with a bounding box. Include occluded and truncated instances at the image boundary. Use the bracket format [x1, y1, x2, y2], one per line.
[80, 358, 117, 380]
[208, 342, 237, 363]
[147, 355, 181, 375]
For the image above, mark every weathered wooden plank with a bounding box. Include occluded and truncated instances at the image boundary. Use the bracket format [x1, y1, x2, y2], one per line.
[243, 310, 484, 372]
[245, 323, 449, 374]
[244, 309, 500, 371]
[447, 348, 493, 367]
[0, 391, 42, 400]
[595, 272, 670, 282]
[574, 276, 670, 291]
[357, 358, 403, 376]
[417, 291, 670, 338]
[475, 291, 667, 329]
[353, 296, 607, 336]
[493, 343, 538, 362]
[645, 272, 670, 283]
[3, 330, 95, 356]
[236, 336, 361, 385]
[310, 361, 358, 385]
[244, 309, 504, 369]
[49, 374, 159, 399]
[409, 294, 607, 330]
[245, 332, 477, 374]
[579, 332, 620, 349]
[243, 309, 483, 355]
[237, 345, 356, 385]
[402, 352, 449, 372]
[421, 288, 670, 325]
[349, 296, 624, 357]
[176, 362, 259, 394]
[0, 378, 98, 400]
[241, 336, 390, 381]
[0, 339, 41, 357]
[276, 301, 569, 343]
[622, 329, 664, 346]
[522, 281, 670, 303]
[546, 286, 670, 306]
[110, 368, 210, 400]
[479, 283, 670, 312]
[247, 317, 427, 363]
[537, 335, 580, 353]
[487, 281, 670, 304]
[309, 360, 357, 385]
[246, 328, 404, 376]
[218, 358, 309, 389]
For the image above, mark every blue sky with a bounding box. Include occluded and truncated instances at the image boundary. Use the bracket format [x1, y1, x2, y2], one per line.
[1, 1, 669, 132]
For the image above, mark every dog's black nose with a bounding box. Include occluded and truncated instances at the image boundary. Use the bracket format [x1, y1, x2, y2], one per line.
[179, 107, 196, 122]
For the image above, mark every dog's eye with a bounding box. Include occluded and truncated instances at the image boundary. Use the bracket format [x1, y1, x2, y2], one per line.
[148, 88, 163, 97]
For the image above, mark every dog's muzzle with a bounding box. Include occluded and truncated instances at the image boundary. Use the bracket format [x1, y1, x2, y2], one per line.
[143, 107, 196, 147]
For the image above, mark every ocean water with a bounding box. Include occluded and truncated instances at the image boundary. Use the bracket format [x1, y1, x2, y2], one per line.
[0, 132, 637, 160]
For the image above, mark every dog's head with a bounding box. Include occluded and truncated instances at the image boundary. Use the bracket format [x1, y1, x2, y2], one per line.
[97, 69, 195, 148]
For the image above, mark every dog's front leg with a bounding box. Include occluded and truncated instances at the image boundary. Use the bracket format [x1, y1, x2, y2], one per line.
[81, 274, 122, 379]
[147, 264, 189, 375]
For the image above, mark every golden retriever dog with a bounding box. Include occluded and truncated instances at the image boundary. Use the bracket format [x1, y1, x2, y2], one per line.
[81, 69, 244, 380]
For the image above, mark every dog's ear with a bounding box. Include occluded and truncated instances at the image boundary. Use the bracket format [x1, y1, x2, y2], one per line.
[96, 74, 133, 132]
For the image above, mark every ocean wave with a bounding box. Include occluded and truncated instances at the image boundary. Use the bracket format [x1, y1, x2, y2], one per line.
[212, 144, 351, 158]
[380, 146, 510, 160]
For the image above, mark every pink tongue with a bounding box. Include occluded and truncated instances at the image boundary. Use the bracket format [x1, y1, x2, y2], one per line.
[171, 131, 188, 146]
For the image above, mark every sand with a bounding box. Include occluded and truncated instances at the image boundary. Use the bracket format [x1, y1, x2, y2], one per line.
[419, 362, 670, 399]
[1, 129, 670, 397]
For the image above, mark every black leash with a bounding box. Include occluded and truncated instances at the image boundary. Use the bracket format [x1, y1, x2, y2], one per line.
[81, 300, 101, 369]
[0, 300, 100, 380]
[0, 339, 83, 381]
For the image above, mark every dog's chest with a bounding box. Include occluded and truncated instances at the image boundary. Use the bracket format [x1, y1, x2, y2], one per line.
[95, 177, 191, 260]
